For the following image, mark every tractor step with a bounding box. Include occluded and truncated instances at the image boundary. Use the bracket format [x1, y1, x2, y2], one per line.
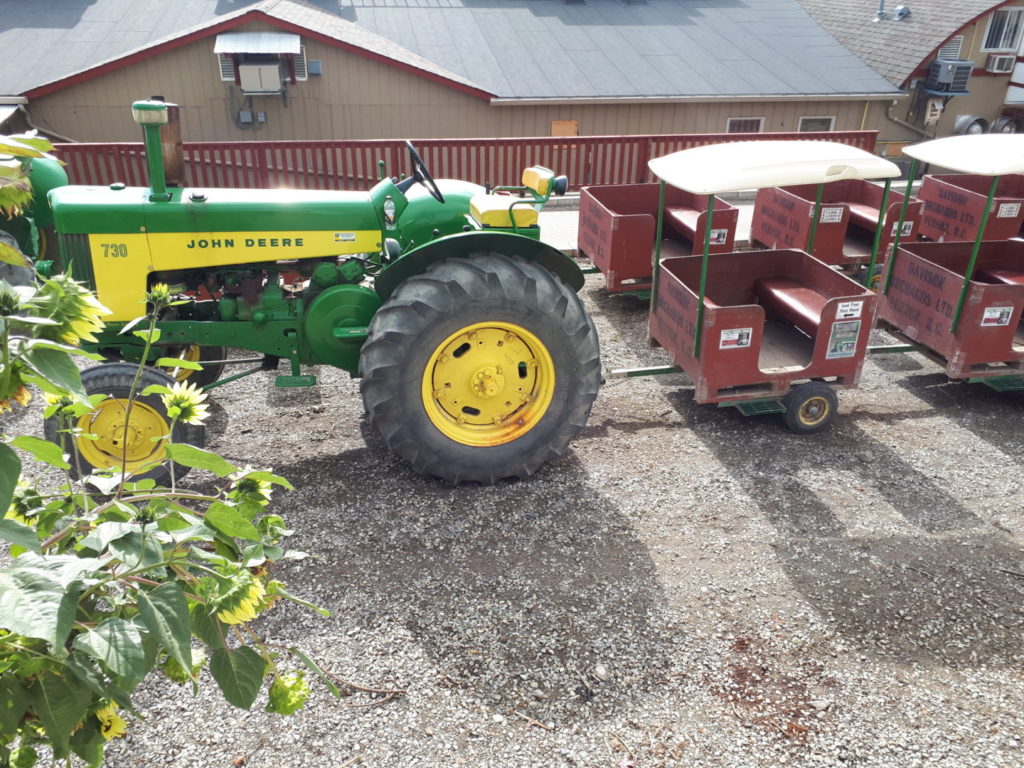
[275, 374, 317, 387]
[972, 374, 1024, 392]
[729, 398, 786, 416]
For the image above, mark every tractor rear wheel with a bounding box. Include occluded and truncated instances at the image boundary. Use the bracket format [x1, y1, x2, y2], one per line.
[783, 381, 838, 434]
[43, 363, 205, 485]
[359, 253, 600, 484]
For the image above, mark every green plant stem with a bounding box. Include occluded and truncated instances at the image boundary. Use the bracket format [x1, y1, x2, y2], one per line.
[116, 311, 159, 499]
[167, 415, 179, 494]
[0, 322, 12, 400]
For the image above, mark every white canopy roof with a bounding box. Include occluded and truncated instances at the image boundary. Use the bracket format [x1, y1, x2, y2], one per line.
[902, 134, 1024, 175]
[214, 32, 301, 55]
[647, 140, 901, 195]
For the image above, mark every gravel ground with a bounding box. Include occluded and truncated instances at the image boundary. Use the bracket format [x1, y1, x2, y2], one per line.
[4, 269, 1024, 768]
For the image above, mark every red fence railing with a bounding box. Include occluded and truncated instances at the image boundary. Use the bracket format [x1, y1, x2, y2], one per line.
[55, 131, 878, 192]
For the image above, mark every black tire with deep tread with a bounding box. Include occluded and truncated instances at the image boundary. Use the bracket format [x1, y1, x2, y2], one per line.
[359, 253, 600, 484]
[43, 363, 206, 485]
[783, 381, 838, 435]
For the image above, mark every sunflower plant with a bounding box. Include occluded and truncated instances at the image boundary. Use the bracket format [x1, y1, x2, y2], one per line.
[1, 263, 334, 766]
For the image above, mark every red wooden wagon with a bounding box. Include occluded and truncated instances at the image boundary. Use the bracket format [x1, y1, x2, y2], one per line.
[614, 140, 900, 432]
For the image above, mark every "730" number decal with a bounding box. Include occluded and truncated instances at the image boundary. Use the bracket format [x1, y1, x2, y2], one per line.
[100, 243, 128, 258]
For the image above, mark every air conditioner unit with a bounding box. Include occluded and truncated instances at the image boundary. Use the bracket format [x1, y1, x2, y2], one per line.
[925, 58, 973, 93]
[986, 54, 1016, 74]
[238, 63, 282, 94]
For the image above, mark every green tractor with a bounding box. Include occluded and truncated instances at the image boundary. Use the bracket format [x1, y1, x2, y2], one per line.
[42, 99, 600, 485]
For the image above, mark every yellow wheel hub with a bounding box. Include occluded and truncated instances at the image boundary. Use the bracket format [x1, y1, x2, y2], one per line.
[422, 322, 555, 446]
[798, 396, 831, 427]
[76, 398, 169, 474]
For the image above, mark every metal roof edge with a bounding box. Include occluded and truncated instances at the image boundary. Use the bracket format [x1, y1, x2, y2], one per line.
[23, 1, 494, 102]
[490, 93, 906, 106]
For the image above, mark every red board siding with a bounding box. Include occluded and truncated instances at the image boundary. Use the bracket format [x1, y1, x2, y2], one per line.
[55, 131, 878, 192]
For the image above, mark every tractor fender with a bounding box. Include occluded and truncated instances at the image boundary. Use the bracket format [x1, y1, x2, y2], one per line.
[374, 230, 583, 302]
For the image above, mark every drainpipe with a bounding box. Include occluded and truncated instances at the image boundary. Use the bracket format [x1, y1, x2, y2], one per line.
[886, 100, 932, 138]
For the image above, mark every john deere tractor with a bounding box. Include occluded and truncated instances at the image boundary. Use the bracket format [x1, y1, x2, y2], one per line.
[42, 99, 600, 484]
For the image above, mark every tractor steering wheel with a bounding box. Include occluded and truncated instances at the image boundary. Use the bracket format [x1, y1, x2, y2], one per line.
[405, 140, 445, 204]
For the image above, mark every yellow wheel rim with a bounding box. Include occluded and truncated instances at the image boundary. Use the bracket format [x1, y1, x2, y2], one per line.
[798, 396, 831, 428]
[76, 399, 169, 474]
[165, 345, 202, 382]
[421, 321, 555, 447]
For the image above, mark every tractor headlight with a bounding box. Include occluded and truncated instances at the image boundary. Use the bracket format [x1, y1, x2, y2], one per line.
[131, 99, 169, 126]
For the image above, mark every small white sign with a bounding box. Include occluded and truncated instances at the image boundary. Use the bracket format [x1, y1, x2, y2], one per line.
[890, 220, 914, 237]
[836, 300, 863, 320]
[820, 207, 844, 224]
[981, 306, 1014, 327]
[826, 319, 861, 359]
[719, 327, 753, 349]
[334, 232, 357, 242]
[709, 228, 728, 245]
[997, 202, 1021, 219]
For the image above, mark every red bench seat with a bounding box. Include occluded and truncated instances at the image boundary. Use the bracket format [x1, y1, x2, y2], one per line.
[754, 276, 828, 337]
[846, 202, 879, 231]
[975, 267, 1024, 287]
[666, 207, 700, 234]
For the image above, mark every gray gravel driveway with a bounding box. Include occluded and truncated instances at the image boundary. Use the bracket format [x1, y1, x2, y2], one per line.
[6, 270, 1024, 767]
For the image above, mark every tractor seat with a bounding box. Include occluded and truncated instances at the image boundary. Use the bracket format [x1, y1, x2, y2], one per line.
[469, 166, 556, 228]
[470, 195, 539, 228]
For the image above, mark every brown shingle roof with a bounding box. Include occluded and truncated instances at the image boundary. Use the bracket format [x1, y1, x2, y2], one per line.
[796, 0, 1013, 85]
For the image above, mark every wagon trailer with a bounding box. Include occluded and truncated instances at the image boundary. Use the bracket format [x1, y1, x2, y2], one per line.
[877, 133, 1024, 391]
[37, 99, 601, 486]
[750, 177, 922, 281]
[610, 140, 903, 433]
[577, 182, 739, 297]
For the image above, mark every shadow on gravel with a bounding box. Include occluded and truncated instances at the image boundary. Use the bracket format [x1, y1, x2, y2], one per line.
[891, 372, 1024, 459]
[664, 390, 1024, 667]
[265, 437, 674, 723]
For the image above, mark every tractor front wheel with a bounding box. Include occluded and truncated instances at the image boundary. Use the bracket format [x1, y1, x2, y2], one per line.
[161, 344, 227, 388]
[359, 254, 600, 484]
[43, 363, 205, 484]
[783, 381, 838, 434]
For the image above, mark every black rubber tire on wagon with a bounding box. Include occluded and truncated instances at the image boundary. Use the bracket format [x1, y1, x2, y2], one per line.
[359, 253, 601, 485]
[43, 363, 206, 485]
[783, 381, 838, 435]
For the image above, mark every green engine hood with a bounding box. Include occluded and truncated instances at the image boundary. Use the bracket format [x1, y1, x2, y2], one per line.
[50, 185, 382, 234]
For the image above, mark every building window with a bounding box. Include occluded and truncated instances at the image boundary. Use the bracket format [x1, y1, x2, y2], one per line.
[726, 117, 764, 133]
[215, 33, 308, 85]
[798, 116, 835, 132]
[984, 9, 1024, 51]
[936, 35, 963, 60]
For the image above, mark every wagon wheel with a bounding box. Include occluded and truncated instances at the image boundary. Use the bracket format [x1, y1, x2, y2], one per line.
[783, 381, 838, 434]
[43, 363, 205, 484]
[359, 253, 600, 484]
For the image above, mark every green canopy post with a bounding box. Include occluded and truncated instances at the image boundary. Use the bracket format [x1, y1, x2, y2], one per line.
[864, 178, 891, 285]
[806, 183, 825, 254]
[951, 174, 1000, 332]
[692, 192, 715, 358]
[649, 180, 668, 313]
[883, 157, 919, 295]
